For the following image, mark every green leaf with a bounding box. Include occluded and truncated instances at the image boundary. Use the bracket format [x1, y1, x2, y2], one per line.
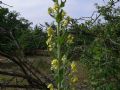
[56, 10, 63, 23]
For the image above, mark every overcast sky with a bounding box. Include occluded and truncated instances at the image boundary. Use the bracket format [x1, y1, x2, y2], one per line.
[1, 0, 117, 26]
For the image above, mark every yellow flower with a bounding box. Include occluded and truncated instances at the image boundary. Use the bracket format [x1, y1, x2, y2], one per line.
[46, 37, 52, 51]
[49, 48, 52, 51]
[47, 27, 54, 37]
[53, 3, 59, 11]
[62, 11, 66, 17]
[49, 43, 55, 51]
[46, 36, 52, 45]
[48, 44, 53, 51]
[61, 55, 67, 63]
[67, 34, 74, 44]
[71, 76, 79, 83]
[47, 83, 54, 90]
[63, 19, 69, 26]
[71, 61, 77, 72]
[46, 36, 55, 51]
[51, 59, 59, 70]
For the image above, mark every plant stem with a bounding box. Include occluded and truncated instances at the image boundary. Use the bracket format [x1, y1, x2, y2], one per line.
[57, 22, 61, 90]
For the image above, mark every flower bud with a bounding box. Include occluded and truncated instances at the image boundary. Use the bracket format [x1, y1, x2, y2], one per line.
[47, 83, 54, 90]
[48, 7, 53, 14]
[51, 59, 59, 70]
[71, 76, 79, 83]
[71, 61, 77, 72]
[47, 27, 54, 37]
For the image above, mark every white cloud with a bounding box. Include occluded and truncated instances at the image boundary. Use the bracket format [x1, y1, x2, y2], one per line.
[2, 0, 118, 26]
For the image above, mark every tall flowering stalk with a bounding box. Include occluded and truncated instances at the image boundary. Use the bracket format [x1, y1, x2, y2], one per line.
[46, 0, 78, 90]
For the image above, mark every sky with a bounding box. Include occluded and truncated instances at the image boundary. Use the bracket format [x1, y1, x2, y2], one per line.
[1, 0, 118, 26]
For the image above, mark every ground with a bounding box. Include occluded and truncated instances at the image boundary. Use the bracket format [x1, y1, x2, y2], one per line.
[0, 55, 89, 90]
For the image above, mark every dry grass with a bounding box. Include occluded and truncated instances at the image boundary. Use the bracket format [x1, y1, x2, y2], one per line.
[0, 56, 89, 90]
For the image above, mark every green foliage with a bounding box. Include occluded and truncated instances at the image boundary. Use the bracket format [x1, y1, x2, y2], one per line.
[77, 3, 120, 90]
[0, 7, 47, 55]
[63, 1, 120, 89]
[0, 7, 31, 54]
[32, 25, 47, 50]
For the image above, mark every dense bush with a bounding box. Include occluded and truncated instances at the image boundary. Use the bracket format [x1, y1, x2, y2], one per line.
[78, 2, 120, 90]
[0, 7, 47, 55]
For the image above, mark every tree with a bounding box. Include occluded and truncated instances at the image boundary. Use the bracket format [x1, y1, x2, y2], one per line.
[0, 7, 50, 89]
[76, 1, 120, 89]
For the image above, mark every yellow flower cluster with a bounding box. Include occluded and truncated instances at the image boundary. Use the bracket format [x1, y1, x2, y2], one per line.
[48, 3, 59, 14]
[46, 27, 54, 51]
[47, 83, 54, 90]
[47, 0, 79, 89]
[71, 61, 77, 72]
[63, 19, 69, 26]
[62, 16, 72, 26]
[51, 59, 59, 70]
[67, 34, 74, 44]
[71, 76, 79, 83]
[48, 43, 55, 51]
[69, 61, 79, 84]
[47, 27, 54, 37]
[46, 36, 51, 45]
[53, 3, 59, 11]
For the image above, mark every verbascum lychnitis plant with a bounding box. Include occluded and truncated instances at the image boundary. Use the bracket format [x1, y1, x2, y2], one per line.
[46, 0, 79, 90]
